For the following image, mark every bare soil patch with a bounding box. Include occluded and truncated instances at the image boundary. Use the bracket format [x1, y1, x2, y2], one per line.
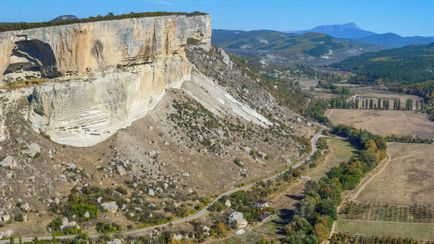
[326, 109, 434, 139]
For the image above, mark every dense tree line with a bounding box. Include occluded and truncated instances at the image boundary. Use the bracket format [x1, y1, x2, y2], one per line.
[282, 125, 387, 242]
[0, 11, 206, 32]
[328, 97, 426, 111]
[385, 135, 432, 144]
[388, 80, 434, 120]
[318, 80, 352, 96]
[305, 99, 331, 125]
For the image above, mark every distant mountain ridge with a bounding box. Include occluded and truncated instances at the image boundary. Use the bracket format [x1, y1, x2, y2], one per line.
[212, 29, 380, 66]
[292, 23, 434, 48]
[294, 23, 376, 39]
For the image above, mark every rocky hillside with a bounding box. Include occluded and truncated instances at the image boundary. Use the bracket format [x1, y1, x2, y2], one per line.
[212, 29, 379, 66]
[0, 14, 317, 237]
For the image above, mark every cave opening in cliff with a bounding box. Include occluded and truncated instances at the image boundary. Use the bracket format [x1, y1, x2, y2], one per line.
[3, 40, 60, 79]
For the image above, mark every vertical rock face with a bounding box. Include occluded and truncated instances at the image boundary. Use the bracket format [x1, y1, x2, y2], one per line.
[0, 15, 211, 77]
[0, 14, 211, 146]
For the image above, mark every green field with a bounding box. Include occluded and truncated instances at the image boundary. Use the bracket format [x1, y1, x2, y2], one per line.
[310, 138, 354, 180]
[336, 219, 434, 241]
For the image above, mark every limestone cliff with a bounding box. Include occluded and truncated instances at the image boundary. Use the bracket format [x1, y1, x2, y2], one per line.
[0, 15, 211, 78]
[0, 14, 211, 146]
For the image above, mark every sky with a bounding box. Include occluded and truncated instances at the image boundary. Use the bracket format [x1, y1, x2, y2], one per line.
[1, 0, 434, 36]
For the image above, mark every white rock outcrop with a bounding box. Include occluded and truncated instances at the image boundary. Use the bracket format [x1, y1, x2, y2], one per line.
[228, 211, 248, 229]
[0, 156, 16, 169]
[5, 14, 213, 147]
[101, 201, 119, 213]
[0, 14, 211, 78]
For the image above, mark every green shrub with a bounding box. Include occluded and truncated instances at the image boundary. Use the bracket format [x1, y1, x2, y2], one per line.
[95, 222, 121, 233]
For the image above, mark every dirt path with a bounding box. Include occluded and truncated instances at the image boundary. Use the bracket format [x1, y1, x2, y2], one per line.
[328, 144, 392, 241]
[344, 149, 391, 202]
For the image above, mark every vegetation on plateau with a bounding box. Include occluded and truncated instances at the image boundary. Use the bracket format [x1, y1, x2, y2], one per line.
[0, 11, 206, 32]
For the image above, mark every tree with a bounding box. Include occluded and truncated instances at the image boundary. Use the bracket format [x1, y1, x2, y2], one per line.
[365, 139, 377, 152]
[314, 222, 329, 241]
[214, 222, 228, 237]
[315, 199, 337, 219]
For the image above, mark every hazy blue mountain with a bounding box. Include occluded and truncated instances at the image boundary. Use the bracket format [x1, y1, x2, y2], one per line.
[293, 23, 376, 39]
[293, 23, 434, 48]
[357, 32, 434, 48]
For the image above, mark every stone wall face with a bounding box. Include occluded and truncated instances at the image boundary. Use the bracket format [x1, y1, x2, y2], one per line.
[0, 15, 211, 146]
[0, 15, 211, 76]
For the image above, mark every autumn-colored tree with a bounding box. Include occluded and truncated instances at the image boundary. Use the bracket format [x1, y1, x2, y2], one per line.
[314, 222, 329, 241]
[215, 222, 228, 237]
[365, 139, 377, 152]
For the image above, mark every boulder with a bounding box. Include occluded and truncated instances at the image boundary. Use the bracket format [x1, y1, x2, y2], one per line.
[20, 202, 30, 212]
[0, 212, 11, 222]
[228, 211, 248, 228]
[107, 239, 122, 244]
[0, 230, 13, 239]
[148, 188, 156, 197]
[225, 199, 232, 208]
[101, 201, 119, 213]
[0, 156, 16, 169]
[22, 143, 41, 158]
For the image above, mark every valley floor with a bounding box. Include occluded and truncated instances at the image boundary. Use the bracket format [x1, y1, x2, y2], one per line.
[326, 109, 434, 139]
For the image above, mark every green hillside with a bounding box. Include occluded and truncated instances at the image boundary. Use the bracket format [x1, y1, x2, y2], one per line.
[333, 43, 434, 84]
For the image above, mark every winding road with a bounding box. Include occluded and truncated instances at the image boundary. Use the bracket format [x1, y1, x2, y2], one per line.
[0, 130, 323, 243]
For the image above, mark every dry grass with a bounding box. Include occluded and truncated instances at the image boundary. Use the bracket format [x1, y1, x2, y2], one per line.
[299, 79, 319, 90]
[0, 78, 49, 90]
[336, 219, 434, 241]
[355, 143, 434, 206]
[310, 138, 354, 180]
[268, 138, 354, 210]
[326, 109, 434, 139]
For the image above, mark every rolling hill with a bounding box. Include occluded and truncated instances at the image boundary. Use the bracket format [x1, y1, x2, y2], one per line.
[212, 29, 379, 65]
[333, 42, 434, 84]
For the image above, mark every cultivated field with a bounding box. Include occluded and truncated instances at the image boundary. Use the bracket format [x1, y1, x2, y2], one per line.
[326, 109, 434, 139]
[336, 219, 434, 241]
[355, 143, 434, 206]
[299, 79, 319, 90]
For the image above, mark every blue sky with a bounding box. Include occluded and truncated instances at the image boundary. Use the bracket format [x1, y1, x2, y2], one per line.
[1, 0, 434, 36]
